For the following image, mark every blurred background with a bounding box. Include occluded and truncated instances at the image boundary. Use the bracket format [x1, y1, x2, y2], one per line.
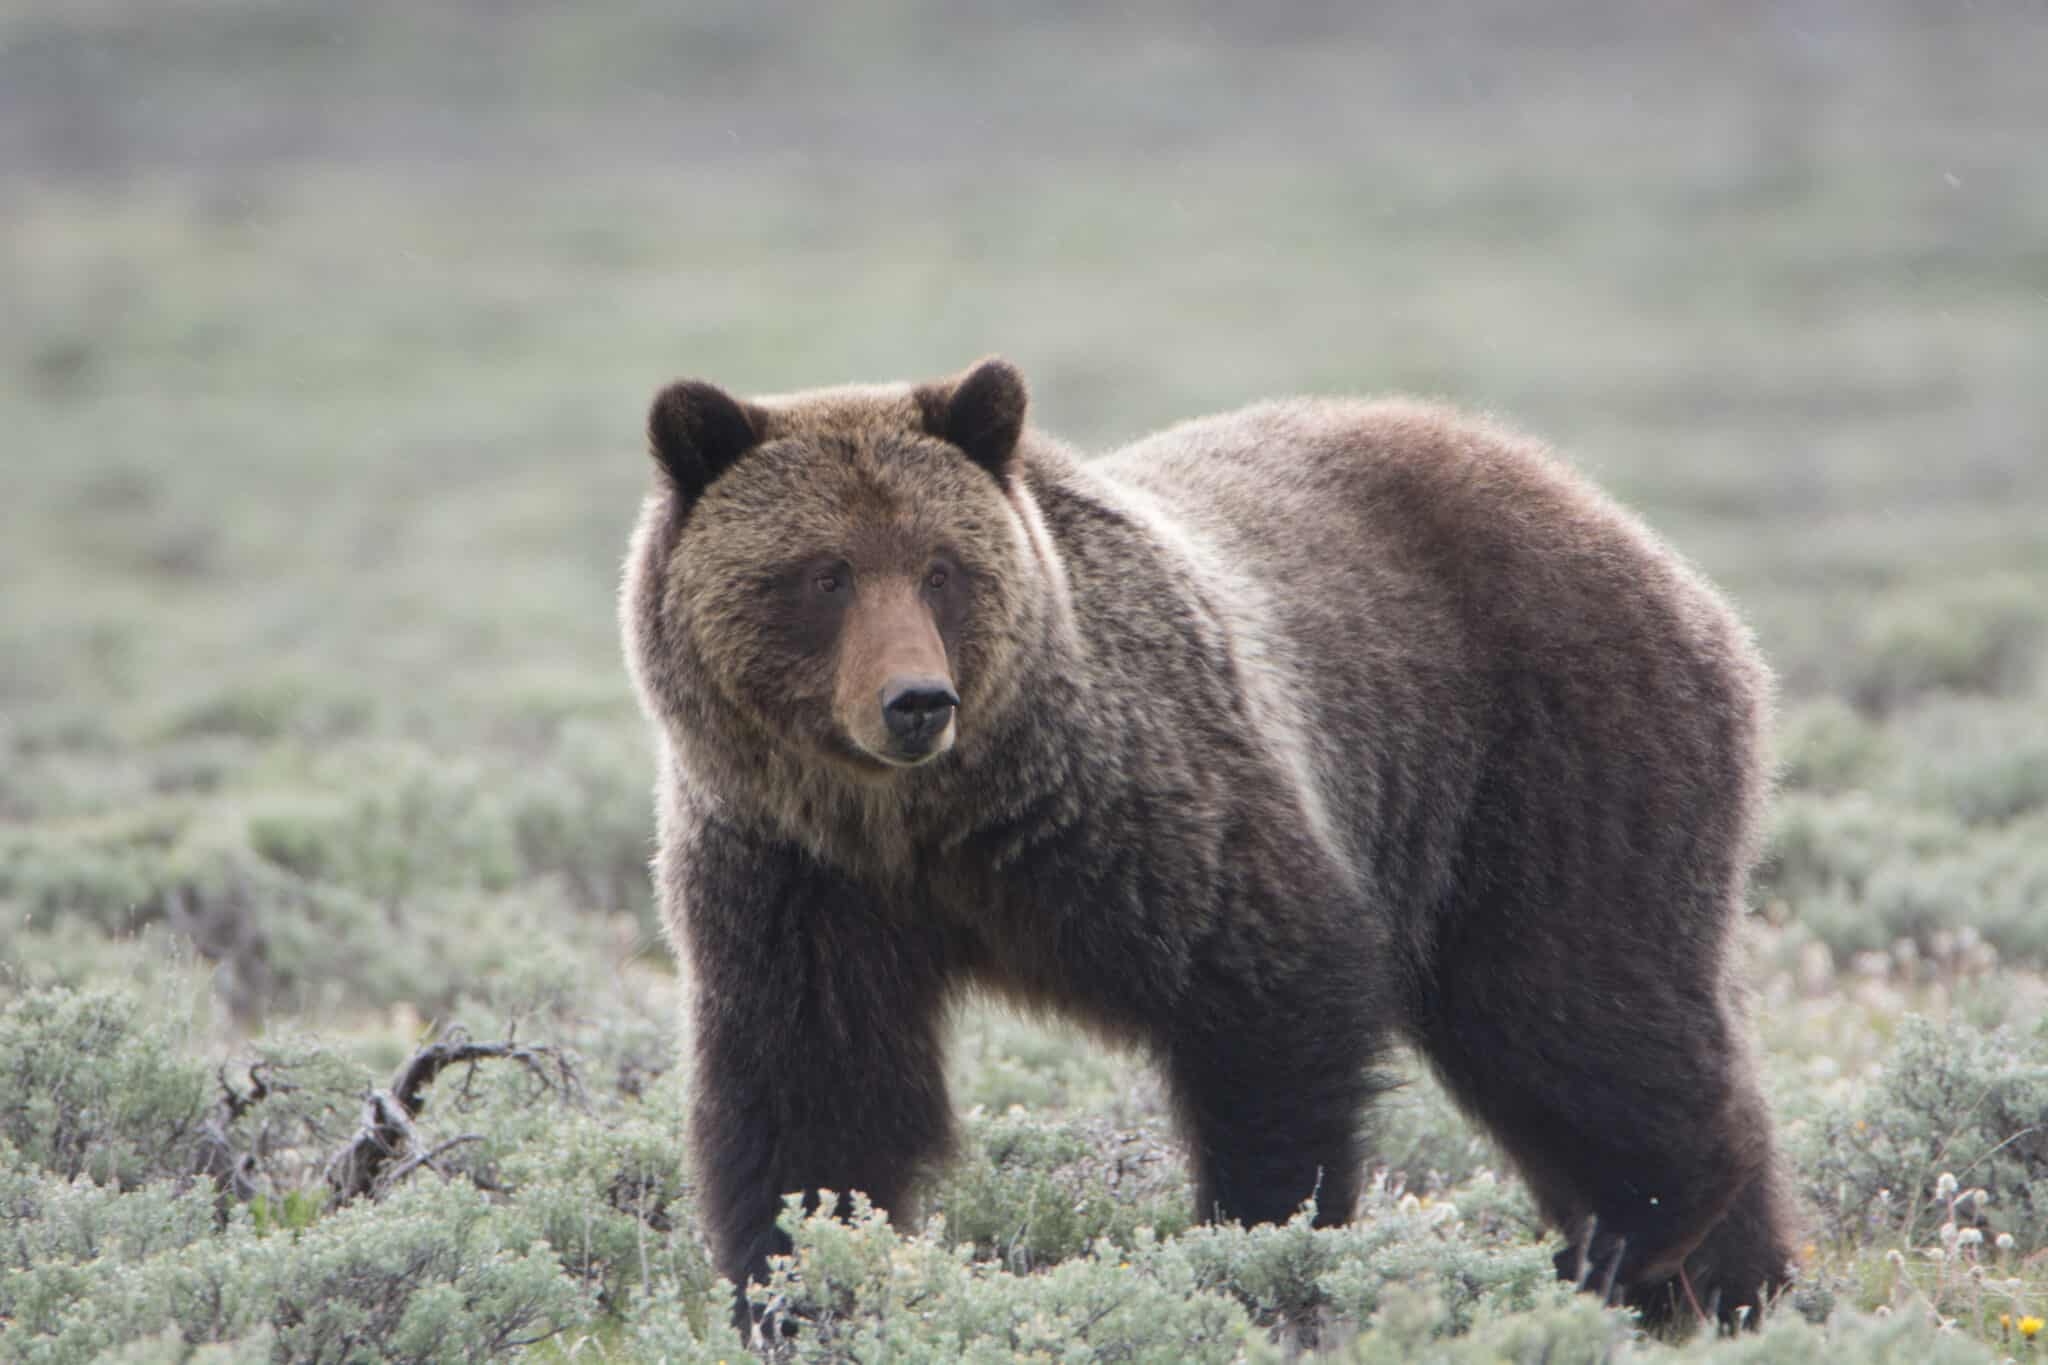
[4, 0, 2046, 1060]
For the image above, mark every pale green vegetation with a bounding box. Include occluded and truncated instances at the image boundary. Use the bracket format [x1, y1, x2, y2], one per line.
[3, 2, 2045, 1360]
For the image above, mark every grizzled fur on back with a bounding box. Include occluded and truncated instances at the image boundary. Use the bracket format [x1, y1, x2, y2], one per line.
[621, 359, 1797, 1333]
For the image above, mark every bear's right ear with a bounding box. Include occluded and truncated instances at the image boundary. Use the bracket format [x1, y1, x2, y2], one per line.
[647, 380, 765, 511]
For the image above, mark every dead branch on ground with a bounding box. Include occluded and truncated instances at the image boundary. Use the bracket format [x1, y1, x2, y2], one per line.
[325, 1029, 578, 1203]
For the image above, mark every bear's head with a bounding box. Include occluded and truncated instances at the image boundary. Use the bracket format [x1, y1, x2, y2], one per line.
[625, 358, 1063, 787]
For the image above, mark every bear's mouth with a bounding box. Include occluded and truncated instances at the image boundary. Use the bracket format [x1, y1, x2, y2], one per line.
[827, 721, 956, 774]
[874, 719, 956, 768]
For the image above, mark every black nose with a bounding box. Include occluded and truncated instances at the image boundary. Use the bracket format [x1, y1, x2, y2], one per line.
[880, 679, 959, 745]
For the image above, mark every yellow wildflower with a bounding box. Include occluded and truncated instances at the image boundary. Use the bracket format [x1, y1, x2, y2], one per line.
[2020, 1314, 2044, 1338]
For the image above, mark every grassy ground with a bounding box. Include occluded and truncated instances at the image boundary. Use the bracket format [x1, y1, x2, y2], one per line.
[3, 2, 2046, 1360]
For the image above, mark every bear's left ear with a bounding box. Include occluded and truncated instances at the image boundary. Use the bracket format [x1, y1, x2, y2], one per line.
[917, 358, 1028, 484]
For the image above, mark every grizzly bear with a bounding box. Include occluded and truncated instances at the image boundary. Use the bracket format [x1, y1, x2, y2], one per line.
[620, 358, 1797, 1331]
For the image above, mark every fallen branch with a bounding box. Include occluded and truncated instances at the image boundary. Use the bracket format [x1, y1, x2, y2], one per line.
[376, 1133, 487, 1191]
[325, 1029, 576, 1203]
[192, 1060, 283, 1202]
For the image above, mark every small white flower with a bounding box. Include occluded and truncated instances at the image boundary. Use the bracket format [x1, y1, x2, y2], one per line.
[1936, 1172, 1959, 1201]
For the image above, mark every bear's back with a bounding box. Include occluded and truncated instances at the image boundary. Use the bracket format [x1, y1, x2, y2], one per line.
[1091, 395, 1762, 708]
[1074, 396, 1771, 923]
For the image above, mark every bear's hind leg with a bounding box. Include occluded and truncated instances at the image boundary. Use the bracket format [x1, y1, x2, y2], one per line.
[1627, 1154, 1799, 1330]
[1414, 949, 1795, 1332]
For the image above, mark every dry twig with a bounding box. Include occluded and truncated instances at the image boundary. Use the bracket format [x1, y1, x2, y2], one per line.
[325, 1029, 576, 1202]
[192, 1060, 281, 1201]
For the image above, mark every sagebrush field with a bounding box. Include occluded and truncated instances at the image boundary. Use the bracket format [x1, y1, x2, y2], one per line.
[3, 3, 2045, 1361]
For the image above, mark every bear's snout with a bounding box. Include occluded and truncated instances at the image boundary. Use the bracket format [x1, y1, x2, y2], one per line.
[880, 678, 958, 755]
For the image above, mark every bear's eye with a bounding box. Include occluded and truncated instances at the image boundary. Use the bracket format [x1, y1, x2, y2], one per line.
[925, 566, 949, 591]
[814, 571, 843, 594]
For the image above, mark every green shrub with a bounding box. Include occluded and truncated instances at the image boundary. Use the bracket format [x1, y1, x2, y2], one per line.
[161, 677, 375, 745]
[241, 736, 653, 926]
[33, 829, 626, 1023]
[947, 1003, 1153, 1116]
[0, 1058, 704, 1362]
[0, 921, 222, 1027]
[0, 1151, 271, 1361]
[1760, 792, 1965, 909]
[1777, 697, 1888, 794]
[1169, 1196, 1553, 1340]
[1776, 812, 2048, 965]
[1308, 1204, 1557, 1334]
[0, 1146, 217, 1273]
[0, 988, 210, 1188]
[1800, 1016, 2048, 1252]
[754, 1189, 1585, 1362]
[1287, 1282, 1628, 1365]
[1647, 1305, 2000, 1364]
[497, 720, 657, 922]
[935, 1113, 1191, 1269]
[0, 819, 180, 937]
[98, 1328, 279, 1365]
[481, 1075, 718, 1311]
[2, 1175, 590, 1365]
[264, 1178, 586, 1364]
[1879, 698, 2048, 827]
[758, 1194, 1252, 1364]
[618, 1277, 753, 1362]
[1765, 790, 2048, 964]
[1845, 582, 2045, 713]
[1372, 1058, 1504, 1193]
[1853, 824, 2048, 964]
[243, 767, 525, 910]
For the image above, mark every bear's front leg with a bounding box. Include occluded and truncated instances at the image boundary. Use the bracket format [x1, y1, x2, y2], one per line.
[675, 828, 956, 1325]
[1167, 950, 1388, 1231]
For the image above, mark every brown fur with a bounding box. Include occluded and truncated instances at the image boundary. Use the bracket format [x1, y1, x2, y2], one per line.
[621, 359, 1799, 1332]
